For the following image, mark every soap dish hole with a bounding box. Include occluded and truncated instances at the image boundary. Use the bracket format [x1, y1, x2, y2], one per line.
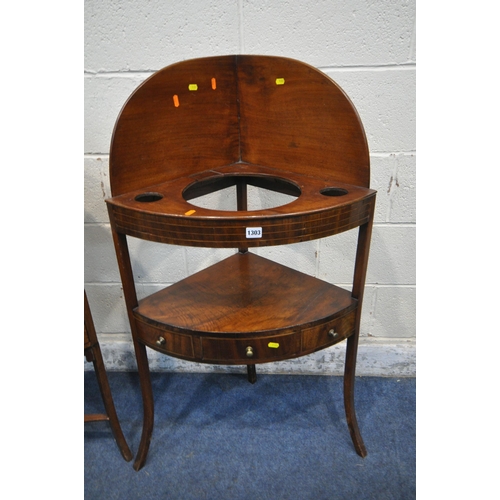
[320, 187, 348, 197]
[135, 192, 163, 202]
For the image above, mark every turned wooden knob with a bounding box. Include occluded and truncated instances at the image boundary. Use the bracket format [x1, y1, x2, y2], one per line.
[328, 329, 338, 338]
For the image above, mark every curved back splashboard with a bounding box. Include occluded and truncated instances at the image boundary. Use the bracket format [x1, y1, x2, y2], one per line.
[109, 55, 370, 197]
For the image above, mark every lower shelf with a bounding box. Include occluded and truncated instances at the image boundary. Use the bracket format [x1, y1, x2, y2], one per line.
[133, 252, 358, 364]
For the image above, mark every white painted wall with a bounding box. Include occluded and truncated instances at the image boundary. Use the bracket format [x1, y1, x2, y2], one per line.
[84, 0, 416, 376]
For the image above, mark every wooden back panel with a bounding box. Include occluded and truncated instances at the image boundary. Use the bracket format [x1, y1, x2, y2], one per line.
[109, 55, 370, 196]
[110, 56, 240, 196]
[238, 55, 370, 187]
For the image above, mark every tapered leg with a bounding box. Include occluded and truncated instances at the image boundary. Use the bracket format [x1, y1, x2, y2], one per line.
[247, 364, 257, 384]
[106, 226, 156, 471]
[344, 332, 367, 457]
[132, 341, 155, 471]
[343, 202, 375, 458]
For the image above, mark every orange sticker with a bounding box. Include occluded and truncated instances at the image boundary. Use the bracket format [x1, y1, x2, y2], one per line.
[184, 209, 196, 216]
[211, 78, 217, 90]
[173, 95, 179, 107]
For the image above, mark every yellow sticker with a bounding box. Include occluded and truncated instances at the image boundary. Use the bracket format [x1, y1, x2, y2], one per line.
[268, 342, 279, 348]
[275, 78, 285, 85]
[188, 84, 198, 91]
[184, 209, 196, 216]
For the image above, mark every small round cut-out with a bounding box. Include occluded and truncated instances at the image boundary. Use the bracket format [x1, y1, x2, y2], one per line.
[320, 187, 348, 197]
[135, 192, 164, 203]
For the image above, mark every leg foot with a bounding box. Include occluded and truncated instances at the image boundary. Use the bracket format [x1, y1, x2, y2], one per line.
[344, 334, 367, 457]
[247, 364, 257, 384]
[133, 342, 155, 471]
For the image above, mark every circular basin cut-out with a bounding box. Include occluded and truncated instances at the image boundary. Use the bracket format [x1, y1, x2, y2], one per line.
[182, 174, 301, 211]
[320, 187, 348, 197]
[135, 192, 164, 202]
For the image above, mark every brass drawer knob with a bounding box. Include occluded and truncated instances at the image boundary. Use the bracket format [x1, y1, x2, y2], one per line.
[156, 336, 166, 346]
[328, 329, 338, 338]
[246, 346, 254, 358]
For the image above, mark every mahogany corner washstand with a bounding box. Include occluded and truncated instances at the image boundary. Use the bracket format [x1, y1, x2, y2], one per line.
[105, 55, 376, 470]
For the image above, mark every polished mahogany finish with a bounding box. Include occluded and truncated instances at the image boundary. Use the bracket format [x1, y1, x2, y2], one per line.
[105, 55, 376, 470]
[109, 55, 369, 197]
[133, 252, 358, 364]
[108, 163, 375, 248]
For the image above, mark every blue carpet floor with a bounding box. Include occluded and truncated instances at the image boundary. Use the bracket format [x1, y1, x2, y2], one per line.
[84, 372, 415, 499]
